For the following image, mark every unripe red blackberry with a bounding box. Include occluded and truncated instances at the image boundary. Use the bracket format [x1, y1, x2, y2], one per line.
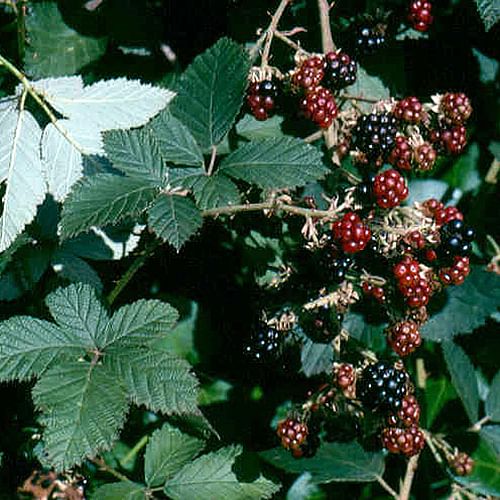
[414, 142, 437, 171]
[440, 126, 467, 155]
[324, 50, 357, 90]
[301, 86, 338, 128]
[405, 230, 426, 250]
[434, 205, 463, 226]
[387, 320, 422, 357]
[277, 418, 309, 452]
[381, 426, 425, 456]
[247, 80, 280, 121]
[335, 363, 356, 390]
[450, 452, 474, 476]
[332, 212, 371, 253]
[393, 97, 425, 124]
[396, 394, 421, 427]
[439, 256, 470, 286]
[408, 0, 433, 32]
[373, 169, 409, 208]
[293, 55, 325, 91]
[441, 92, 472, 125]
[362, 282, 386, 303]
[394, 256, 431, 308]
[352, 112, 398, 160]
[389, 136, 412, 171]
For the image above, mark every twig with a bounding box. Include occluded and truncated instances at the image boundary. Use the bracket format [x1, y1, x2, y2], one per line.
[206, 145, 217, 176]
[90, 457, 131, 483]
[399, 453, 420, 500]
[317, 0, 336, 53]
[376, 475, 399, 499]
[261, 0, 292, 67]
[303, 130, 323, 143]
[468, 415, 491, 432]
[340, 93, 380, 104]
[274, 29, 308, 54]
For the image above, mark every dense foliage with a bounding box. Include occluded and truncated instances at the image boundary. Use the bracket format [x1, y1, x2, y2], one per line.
[0, 0, 498, 498]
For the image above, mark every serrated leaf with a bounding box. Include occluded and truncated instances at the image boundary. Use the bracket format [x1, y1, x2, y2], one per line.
[144, 423, 204, 487]
[424, 377, 457, 428]
[481, 426, 500, 456]
[102, 299, 179, 348]
[0, 107, 46, 252]
[91, 482, 147, 500]
[33, 361, 128, 470]
[342, 313, 387, 353]
[443, 143, 481, 194]
[105, 346, 199, 414]
[164, 445, 279, 500]
[472, 48, 499, 84]
[45, 283, 108, 348]
[103, 129, 166, 183]
[475, 0, 500, 31]
[147, 195, 202, 251]
[342, 66, 390, 113]
[198, 379, 233, 406]
[147, 109, 204, 167]
[486, 372, 500, 421]
[300, 339, 333, 377]
[38, 77, 174, 132]
[42, 119, 104, 201]
[60, 174, 158, 239]
[260, 442, 384, 483]
[220, 138, 328, 189]
[170, 38, 250, 150]
[0, 317, 84, 381]
[442, 341, 479, 423]
[236, 114, 285, 140]
[51, 250, 103, 292]
[421, 267, 500, 341]
[287, 473, 325, 500]
[24, 2, 107, 78]
[191, 174, 240, 209]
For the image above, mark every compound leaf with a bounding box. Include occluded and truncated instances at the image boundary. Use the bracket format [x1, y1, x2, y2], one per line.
[144, 423, 204, 487]
[164, 445, 279, 500]
[220, 138, 328, 189]
[147, 195, 202, 251]
[60, 174, 158, 239]
[24, 2, 107, 78]
[33, 361, 128, 470]
[170, 38, 250, 150]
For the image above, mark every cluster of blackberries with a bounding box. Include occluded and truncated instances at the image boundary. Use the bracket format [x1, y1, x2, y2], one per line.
[246, 79, 281, 121]
[243, 322, 281, 362]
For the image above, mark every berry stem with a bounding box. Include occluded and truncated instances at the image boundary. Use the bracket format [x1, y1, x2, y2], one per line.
[274, 29, 309, 54]
[375, 475, 399, 499]
[261, 0, 292, 67]
[398, 453, 420, 500]
[317, 0, 336, 53]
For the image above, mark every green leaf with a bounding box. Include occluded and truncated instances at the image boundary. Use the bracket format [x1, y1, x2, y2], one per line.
[170, 38, 250, 150]
[443, 143, 481, 194]
[236, 114, 285, 140]
[191, 174, 240, 210]
[33, 361, 128, 470]
[105, 346, 199, 415]
[421, 267, 500, 341]
[342, 313, 387, 352]
[474, 0, 500, 31]
[24, 2, 107, 78]
[260, 442, 385, 483]
[287, 473, 325, 500]
[91, 482, 147, 500]
[342, 66, 390, 113]
[472, 48, 499, 84]
[486, 372, 500, 421]
[0, 317, 84, 382]
[300, 338, 333, 377]
[220, 138, 328, 189]
[103, 129, 166, 183]
[147, 109, 204, 167]
[406, 179, 448, 205]
[102, 299, 179, 348]
[481, 426, 500, 456]
[198, 379, 233, 406]
[424, 377, 457, 428]
[51, 250, 103, 292]
[147, 195, 202, 251]
[144, 423, 204, 487]
[164, 445, 280, 500]
[442, 341, 479, 423]
[45, 283, 108, 349]
[60, 174, 158, 239]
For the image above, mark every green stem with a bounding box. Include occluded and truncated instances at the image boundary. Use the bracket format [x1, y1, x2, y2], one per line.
[107, 239, 160, 307]
[90, 457, 131, 483]
[120, 435, 149, 468]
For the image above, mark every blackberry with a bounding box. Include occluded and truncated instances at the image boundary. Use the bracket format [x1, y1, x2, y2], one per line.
[277, 418, 309, 454]
[387, 320, 422, 357]
[435, 126, 467, 155]
[441, 92, 472, 126]
[332, 212, 372, 254]
[358, 362, 408, 412]
[324, 50, 357, 90]
[382, 426, 425, 456]
[244, 322, 281, 362]
[247, 79, 280, 121]
[373, 169, 409, 208]
[293, 55, 325, 91]
[352, 23, 386, 56]
[329, 255, 354, 283]
[450, 452, 474, 476]
[301, 86, 338, 128]
[389, 136, 412, 171]
[414, 142, 436, 171]
[362, 282, 386, 303]
[438, 219, 475, 261]
[408, 0, 433, 32]
[393, 96, 425, 124]
[335, 363, 356, 390]
[387, 394, 421, 427]
[354, 179, 375, 206]
[352, 112, 398, 160]
[439, 256, 470, 286]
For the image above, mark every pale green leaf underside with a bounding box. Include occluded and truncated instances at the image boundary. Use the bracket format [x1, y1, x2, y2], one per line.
[91, 482, 147, 500]
[147, 109, 204, 167]
[0, 316, 84, 381]
[59, 174, 158, 239]
[33, 361, 128, 470]
[144, 422, 204, 487]
[0, 108, 46, 252]
[105, 347, 199, 415]
[147, 195, 202, 251]
[164, 445, 280, 500]
[102, 299, 179, 348]
[45, 283, 108, 348]
[170, 37, 250, 150]
[24, 2, 107, 78]
[191, 174, 240, 209]
[103, 128, 166, 183]
[220, 137, 329, 189]
[442, 341, 479, 423]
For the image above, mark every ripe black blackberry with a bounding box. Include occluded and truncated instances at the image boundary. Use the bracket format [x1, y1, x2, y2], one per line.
[329, 255, 354, 282]
[352, 112, 398, 160]
[358, 362, 408, 412]
[244, 322, 281, 362]
[323, 50, 357, 90]
[247, 79, 280, 121]
[352, 23, 386, 56]
[438, 219, 475, 262]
